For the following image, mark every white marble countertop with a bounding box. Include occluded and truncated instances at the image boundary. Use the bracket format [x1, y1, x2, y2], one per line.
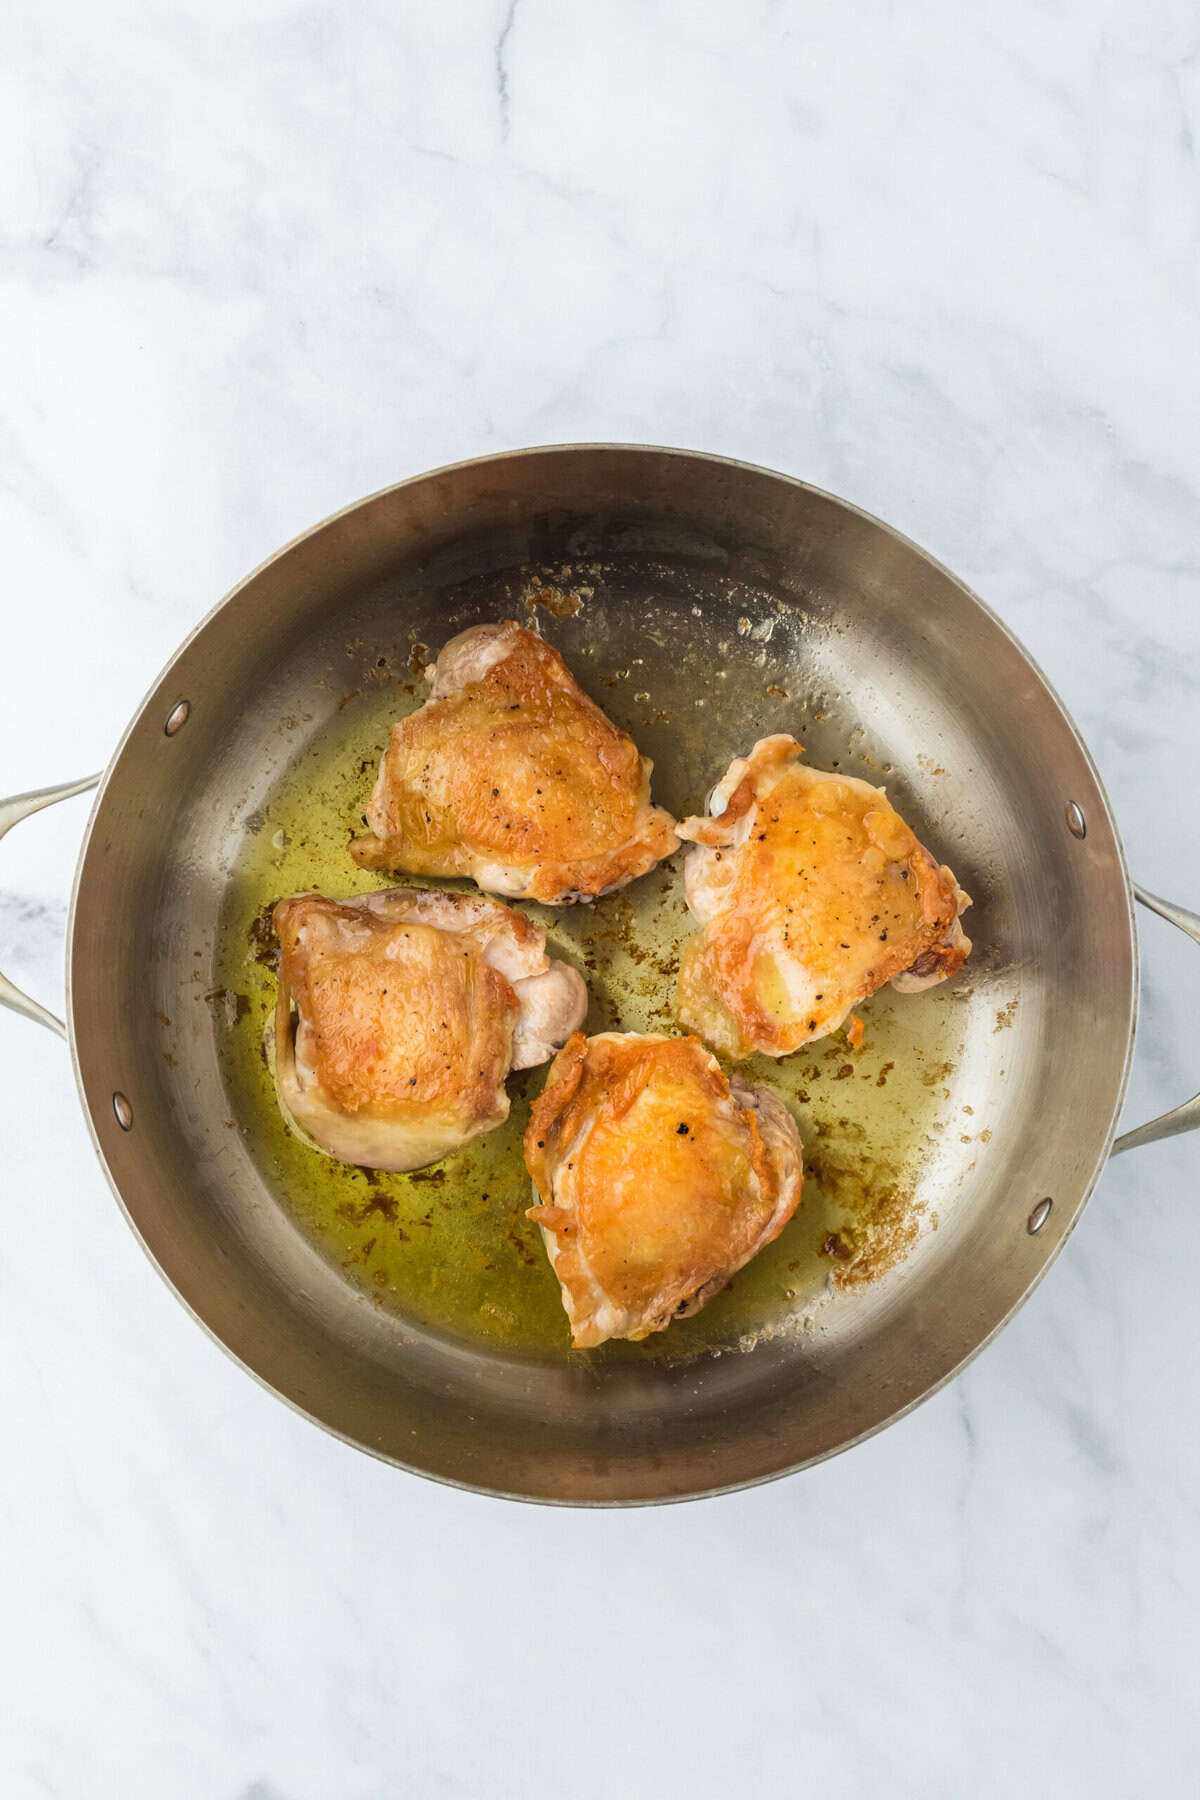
[4, 3, 1200, 1795]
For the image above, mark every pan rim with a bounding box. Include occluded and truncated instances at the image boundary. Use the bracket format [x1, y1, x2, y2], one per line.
[63, 442, 1139, 1504]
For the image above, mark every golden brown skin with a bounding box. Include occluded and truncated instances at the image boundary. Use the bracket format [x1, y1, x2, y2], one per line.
[273, 889, 586, 1172]
[351, 621, 679, 903]
[675, 736, 971, 1059]
[525, 1031, 804, 1348]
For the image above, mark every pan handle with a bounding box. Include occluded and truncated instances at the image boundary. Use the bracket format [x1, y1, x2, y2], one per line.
[1112, 885, 1200, 1154]
[0, 774, 101, 1039]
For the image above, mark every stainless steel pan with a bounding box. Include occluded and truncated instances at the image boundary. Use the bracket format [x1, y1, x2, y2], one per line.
[4, 445, 1197, 1505]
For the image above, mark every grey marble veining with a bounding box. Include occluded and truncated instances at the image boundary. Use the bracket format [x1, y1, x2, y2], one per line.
[2, 2, 1199, 1795]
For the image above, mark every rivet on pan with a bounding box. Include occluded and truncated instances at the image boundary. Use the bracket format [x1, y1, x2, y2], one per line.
[113, 1092, 133, 1131]
[1065, 801, 1086, 840]
[164, 700, 191, 737]
[1027, 1197, 1053, 1235]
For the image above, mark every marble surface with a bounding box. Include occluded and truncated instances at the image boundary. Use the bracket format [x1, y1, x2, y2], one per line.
[3, 2, 1200, 1794]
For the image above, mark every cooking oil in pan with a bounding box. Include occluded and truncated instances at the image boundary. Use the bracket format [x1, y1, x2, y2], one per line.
[212, 597, 966, 1364]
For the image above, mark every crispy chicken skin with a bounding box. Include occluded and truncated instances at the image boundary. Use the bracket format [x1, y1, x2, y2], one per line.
[351, 621, 678, 903]
[675, 735, 971, 1059]
[272, 889, 586, 1172]
[524, 1031, 804, 1348]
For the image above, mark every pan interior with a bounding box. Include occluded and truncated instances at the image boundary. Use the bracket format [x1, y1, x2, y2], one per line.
[70, 450, 1135, 1500]
[212, 565, 976, 1365]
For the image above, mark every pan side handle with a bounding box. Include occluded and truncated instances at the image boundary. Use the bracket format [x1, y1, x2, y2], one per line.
[1113, 885, 1200, 1154]
[0, 775, 102, 1039]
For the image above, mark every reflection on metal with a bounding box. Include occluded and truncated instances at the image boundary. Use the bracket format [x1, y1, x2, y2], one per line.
[1027, 1197, 1053, 1235]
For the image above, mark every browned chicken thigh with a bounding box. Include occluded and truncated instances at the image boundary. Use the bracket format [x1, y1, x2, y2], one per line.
[351, 622, 678, 903]
[272, 888, 586, 1171]
[525, 1031, 804, 1348]
[675, 735, 971, 1058]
